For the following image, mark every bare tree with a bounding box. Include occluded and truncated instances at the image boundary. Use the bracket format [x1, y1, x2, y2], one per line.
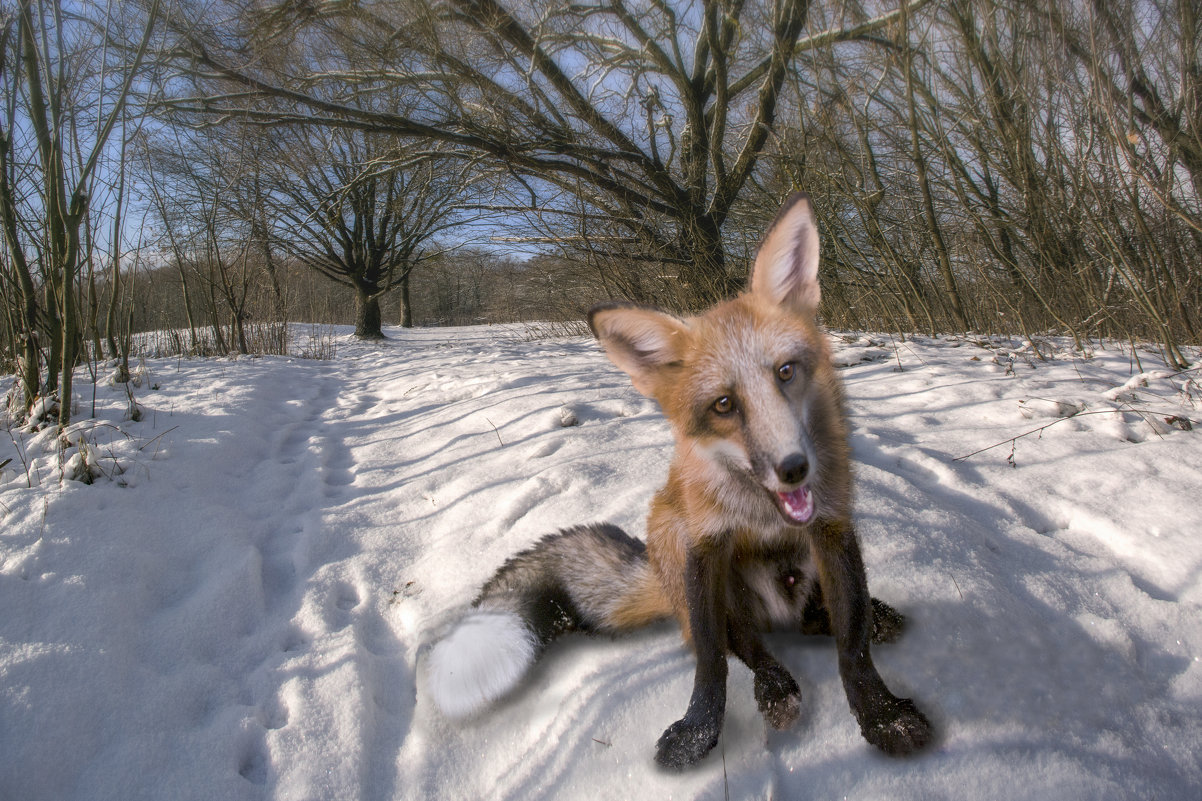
[141, 123, 266, 354]
[254, 127, 470, 338]
[0, 0, 158, 425]
[756, 0, 1198, 361]
[7, 0, 1182, 360]
[0, 11, 42, 416]
[156, 0, 933, 308]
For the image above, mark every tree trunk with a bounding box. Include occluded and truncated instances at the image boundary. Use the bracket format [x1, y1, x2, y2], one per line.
[44, 285, 61, 395]
[176, 260, 200, 352]
[105, 130, 128, 363]
[205, 278, 228, 354]
[398, 270, 413, 328]
[86, 262, 104, 363]
[56, 202, 84, 428]
[679, 214, 736, 308]
[0, 152, 43, 417]
[232, 309, 249, 354]
[18, 320, 40, 418]
[254, 211, 287, 323]
[355, 285, 384, 339]
[903, 0, 969, 332]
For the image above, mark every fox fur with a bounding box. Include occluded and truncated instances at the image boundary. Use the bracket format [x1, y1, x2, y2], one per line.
[425, 193, 933, 767]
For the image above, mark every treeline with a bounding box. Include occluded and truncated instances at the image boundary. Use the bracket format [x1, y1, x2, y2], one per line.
[125, 250, 587, 339]
[3, 0, 1200, 427]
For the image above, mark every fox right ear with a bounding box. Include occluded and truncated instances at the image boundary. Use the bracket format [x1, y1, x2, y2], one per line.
[588, 302, 689, 398]
[750, 192, 821, 315]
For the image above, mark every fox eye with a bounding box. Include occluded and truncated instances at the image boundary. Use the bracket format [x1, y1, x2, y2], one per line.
[712, 396, 734, 415]
[777, 362, 796, 383]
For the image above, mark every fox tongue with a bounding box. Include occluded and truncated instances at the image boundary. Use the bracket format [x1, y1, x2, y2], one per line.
[777, 486, 814, 524]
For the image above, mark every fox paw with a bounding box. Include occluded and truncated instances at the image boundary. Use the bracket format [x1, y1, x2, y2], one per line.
[655, 716, 721, 769]
[754, 665, 801, 730]
[857, 695, 933, 756]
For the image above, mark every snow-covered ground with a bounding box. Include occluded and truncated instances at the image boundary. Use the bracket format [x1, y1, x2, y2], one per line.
[1, 324, 1200, 801]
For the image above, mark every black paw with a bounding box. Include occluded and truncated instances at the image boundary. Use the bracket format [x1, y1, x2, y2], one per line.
[857, 695, 933, 756]
[753, 664, 801, 730]
[655, 716, 721, 769]
[870, 598, 906, 644]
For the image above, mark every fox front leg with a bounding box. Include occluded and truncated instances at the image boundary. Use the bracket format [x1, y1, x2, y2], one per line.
[655, 547, 728, 769]
[813, 520, 933, 755]
[725, 571, 802, 731]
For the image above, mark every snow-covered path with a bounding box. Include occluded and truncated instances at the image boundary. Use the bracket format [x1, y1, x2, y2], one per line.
[1, 326, 1200, 800]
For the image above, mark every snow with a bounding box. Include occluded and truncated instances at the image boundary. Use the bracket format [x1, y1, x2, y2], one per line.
[1, 324, 1200, 800]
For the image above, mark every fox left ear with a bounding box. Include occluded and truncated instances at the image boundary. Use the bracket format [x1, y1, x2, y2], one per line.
[750, 192, 821, 315]
[588, 302, 688, 399]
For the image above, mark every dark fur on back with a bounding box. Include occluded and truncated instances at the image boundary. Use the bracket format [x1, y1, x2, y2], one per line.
[475, 524, 652, 646]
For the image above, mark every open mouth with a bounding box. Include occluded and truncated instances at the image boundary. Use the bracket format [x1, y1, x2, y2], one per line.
[774, 485, 814, 525]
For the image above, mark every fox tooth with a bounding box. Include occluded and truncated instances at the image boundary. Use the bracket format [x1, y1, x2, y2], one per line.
[776, 486, 814, 524]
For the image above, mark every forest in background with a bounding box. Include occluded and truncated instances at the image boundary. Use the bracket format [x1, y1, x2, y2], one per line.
[3, 0, 1200, 427]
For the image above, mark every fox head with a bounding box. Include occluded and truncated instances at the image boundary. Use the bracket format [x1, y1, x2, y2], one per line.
[589, 193, 850, 528]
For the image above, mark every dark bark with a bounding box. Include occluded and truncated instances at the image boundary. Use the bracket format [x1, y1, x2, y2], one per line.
[354, 285, 385, 339]
[398, 270, 413, 328]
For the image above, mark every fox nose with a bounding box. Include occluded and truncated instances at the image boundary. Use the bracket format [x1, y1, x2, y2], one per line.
[775, 453, 809, 486]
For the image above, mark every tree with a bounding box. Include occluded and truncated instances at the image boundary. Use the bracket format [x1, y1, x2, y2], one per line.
[158, 0, 933, 308]
[0, 0, 158, 425]
[754, 0, 1199, 361]
[141, 122, 266, 354]
[255, 127, 468, 338]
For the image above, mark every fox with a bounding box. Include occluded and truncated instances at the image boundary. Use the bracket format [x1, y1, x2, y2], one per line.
[425, 192, 933, 768]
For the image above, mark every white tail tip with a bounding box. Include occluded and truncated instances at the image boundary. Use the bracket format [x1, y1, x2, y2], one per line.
[426, 610, 537, 718]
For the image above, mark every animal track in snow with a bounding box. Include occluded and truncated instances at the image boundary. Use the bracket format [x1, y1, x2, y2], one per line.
[335, 582, 362, 611]
[260, 697, 290, 730]
[236, 726, 269, 786]
[528, 438, 563, 459]
[280, 626, 307, 654]
[497, 473, 572, 529]
[321, 441, 356, 490]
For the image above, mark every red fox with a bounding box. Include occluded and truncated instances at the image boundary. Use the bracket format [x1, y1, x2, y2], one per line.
[426, 193, 933, 767]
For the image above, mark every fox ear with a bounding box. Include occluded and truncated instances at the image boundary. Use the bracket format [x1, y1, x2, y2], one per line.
[750, 192, 821, 315]
[588, 302, 688, 398]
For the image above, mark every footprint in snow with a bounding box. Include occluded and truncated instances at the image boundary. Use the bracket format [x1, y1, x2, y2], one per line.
[236, 729, 269, 786]
[499, 474, 569, 529]
[335, 582, 361, 612]
[529, 438, 563, 459]
[1017, 398, 1086, 419]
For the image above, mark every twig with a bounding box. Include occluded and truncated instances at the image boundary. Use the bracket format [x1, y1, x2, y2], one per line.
[1166, 364, 1202, 378]
[952, 407, 1187, 462]
[137, 426, 179, 456]
[5, 425, 32, 488]
[885, 332, 904, 371]
[485, 417, 504, 447]
[723, 746, 729, 801]
[73, 421, 133, 440]
[1119, 402, 1165, 441]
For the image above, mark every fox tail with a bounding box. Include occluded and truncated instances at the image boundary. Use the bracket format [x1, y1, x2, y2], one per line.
[425, 523, 669, 718]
